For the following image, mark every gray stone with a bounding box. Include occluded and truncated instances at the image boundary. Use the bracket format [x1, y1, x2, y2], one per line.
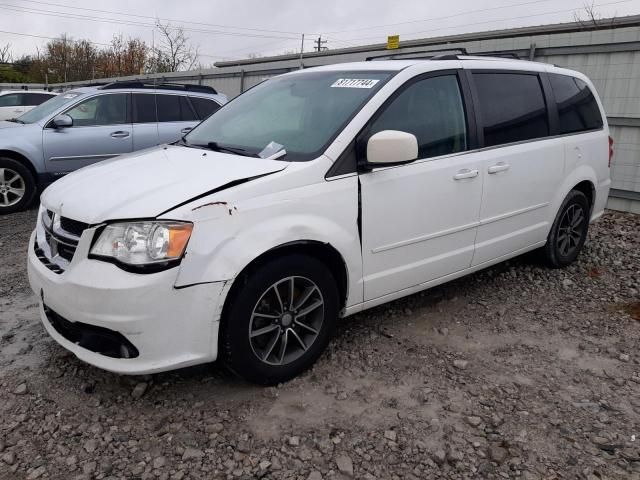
[27, 466, 46, 479]
[489, 445, 508, 464]
[336, 454, 354, 477]
[83, 439, 98, 453]
[1, 451, 15, 465]
[466, 416, 482, 427]
[131, 382, 148, 399]
[182, 447, 204, 461]
[14, 383, 27, 395]
[453, 359, 468, 369]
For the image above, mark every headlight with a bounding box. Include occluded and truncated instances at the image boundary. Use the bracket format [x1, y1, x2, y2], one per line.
[90, 221, 193, 270]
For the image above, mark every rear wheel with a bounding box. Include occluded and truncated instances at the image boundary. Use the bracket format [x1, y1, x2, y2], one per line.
[220, 254, 339, 385]
[543, 190, 590, 268]
[0, 157, 36, 214]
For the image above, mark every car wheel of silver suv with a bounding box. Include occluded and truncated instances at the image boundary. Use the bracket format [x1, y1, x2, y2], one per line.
[0, 157, 36, 214]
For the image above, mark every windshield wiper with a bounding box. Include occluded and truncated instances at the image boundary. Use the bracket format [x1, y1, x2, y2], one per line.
[204, 142, 260, 158]
[6, 118, 24, 124]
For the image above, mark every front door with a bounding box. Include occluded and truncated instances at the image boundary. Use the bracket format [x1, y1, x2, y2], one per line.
[43, 93, 133, 174]
[359, 72, 483, 302]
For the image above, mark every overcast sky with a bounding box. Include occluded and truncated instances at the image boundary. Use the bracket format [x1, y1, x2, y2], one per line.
[1, 0, 639, 65]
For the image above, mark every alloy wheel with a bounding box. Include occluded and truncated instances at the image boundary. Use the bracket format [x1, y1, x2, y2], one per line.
[0, 168, 26, 207]
[557, 203, 585, 256]
[248, 276, 324, 366]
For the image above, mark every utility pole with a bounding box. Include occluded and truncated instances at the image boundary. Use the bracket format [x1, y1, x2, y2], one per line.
[299, 33, 305, 69]
[314, 36, 327, 52]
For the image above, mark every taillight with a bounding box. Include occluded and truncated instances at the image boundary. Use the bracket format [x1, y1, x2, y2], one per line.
[608, 136, 614, 168]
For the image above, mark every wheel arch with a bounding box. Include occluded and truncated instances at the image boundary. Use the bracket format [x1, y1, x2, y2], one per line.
[0, 149, 37, 182]
[221, 240, 350, 320]
[571, 179, 595, 216]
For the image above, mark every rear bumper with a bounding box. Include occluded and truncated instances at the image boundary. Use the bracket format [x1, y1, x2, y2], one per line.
[27, 231, 226, 374]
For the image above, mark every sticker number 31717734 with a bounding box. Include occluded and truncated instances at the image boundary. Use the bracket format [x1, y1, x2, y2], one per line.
[330, 78, 380, 89]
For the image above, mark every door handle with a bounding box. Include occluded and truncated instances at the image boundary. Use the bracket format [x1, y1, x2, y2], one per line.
[14, 109, 23, 113]
[488, 162, 510, 174]
[110, 131, 130, 138]
[453, 168, 479, 180]
[180, 127, 193, 134]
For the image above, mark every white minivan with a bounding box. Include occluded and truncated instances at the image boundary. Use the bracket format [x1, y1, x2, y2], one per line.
[28, 56, 611, 384]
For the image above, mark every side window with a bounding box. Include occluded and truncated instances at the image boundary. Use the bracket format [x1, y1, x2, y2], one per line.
[367, 75, 467, 159]
[156, 94, 197, 122]
[132, 93, 157, 123]
[473, 73, 549, 147]
[0, 93, 21, 107]
[23, 93, 54, 106]
[65, 94, 128, 127]
[190, 96, 221, 120]
[549, 74, 603, 134]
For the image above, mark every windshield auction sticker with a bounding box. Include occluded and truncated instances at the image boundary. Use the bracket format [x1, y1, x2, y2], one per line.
[331, 78, 380, 89]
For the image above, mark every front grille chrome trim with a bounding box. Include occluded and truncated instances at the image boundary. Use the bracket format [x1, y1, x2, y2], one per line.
[35, 208, 90, 273]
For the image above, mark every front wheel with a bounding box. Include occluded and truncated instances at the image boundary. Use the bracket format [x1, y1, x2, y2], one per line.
[0, 157, 37, 214]
[542, 190, 590, 268]
[220, 254, 339, 385]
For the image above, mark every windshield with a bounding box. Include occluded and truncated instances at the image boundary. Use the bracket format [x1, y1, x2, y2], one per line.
[19, 91, 83, 124]
[185, 70, 393, 161]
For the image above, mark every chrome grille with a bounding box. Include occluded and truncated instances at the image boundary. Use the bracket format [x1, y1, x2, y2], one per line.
[38, 210, 88, 273]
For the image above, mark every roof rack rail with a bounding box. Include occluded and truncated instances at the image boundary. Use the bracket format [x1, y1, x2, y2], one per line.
[99, 81, 218, 95]
[365, 48, 468, 61]
[471, 52, 521, 60]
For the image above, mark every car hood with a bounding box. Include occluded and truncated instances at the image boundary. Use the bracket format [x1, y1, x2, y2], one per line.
[0, 120, 25, 129]
[41, 145, 289, 224]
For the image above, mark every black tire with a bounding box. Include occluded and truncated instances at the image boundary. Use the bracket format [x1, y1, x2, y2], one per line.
[0, 157, 37, 214]
[543, 190, 590, 268]
[220, 254, 339, 385]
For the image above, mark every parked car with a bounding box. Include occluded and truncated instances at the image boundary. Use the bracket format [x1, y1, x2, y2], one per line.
[0, 89, 57, 121]
[28, 56, 611, 384]
[0, 82, 226, 213]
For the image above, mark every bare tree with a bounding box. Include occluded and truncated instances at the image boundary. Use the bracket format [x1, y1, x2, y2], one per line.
[574, 2, 616, 28]
[0, 43, 12, 63]
[149, 20, 199, 72]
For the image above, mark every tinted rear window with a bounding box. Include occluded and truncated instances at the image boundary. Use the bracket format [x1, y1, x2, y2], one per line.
[549, 74, 603, 134]
[23, 93, 55, 106]
[190, 96, 220, 120]
[157, 94, 197, 122]
[133, 93, 157, 123]
[474, 73, 549, 147]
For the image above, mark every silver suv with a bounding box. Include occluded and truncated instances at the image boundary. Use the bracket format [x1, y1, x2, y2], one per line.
[0, 82, 227, 213]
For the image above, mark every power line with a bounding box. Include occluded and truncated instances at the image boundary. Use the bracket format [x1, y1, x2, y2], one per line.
[0, 29, 110, 47]
[0, 29, 233, 61]
[334, 0, 631, 42]
[19, 0, 310, 37]
[324, 0, 575, 34]
[0, 3, 301, 40]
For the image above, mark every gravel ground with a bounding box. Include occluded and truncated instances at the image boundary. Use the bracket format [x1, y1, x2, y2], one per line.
[1, 207, 639, 480]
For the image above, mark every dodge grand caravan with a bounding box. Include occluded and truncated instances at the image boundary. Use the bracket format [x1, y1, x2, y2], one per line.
[28, 56, 611, 384]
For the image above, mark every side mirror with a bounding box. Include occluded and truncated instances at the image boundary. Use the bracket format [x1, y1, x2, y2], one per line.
[366, 130, 418, 166]
[52, 114, 73, 129]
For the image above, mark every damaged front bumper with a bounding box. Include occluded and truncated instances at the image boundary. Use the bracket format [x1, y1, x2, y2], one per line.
[27, 230, 226, 374]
